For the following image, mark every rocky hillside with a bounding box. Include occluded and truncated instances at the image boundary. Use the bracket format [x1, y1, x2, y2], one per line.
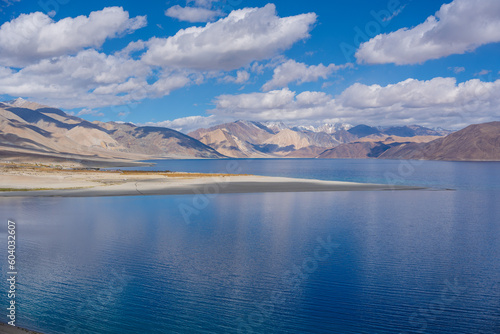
[0, 98, 224, 165]
[188, 120, 275, 158]
[5, 98, 490, 164]
[318, 134, 443, 159]
[190, 120, 448, 158]
[318, 142, 399, 159]
[380, 122, 500, 161]
[318, 122, 500, 161]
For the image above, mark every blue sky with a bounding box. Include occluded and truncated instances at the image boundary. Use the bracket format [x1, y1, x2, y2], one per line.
[1, 0, 499, 132]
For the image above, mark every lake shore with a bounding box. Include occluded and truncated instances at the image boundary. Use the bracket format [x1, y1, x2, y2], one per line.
[0, 323, 43, 334]
[0, 163, 424, 197]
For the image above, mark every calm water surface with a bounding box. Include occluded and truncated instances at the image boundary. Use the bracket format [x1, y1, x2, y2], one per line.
[0, 159, 499, 334]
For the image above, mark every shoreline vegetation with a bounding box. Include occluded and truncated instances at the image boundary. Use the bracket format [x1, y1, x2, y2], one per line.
[0, 162, 425, 198]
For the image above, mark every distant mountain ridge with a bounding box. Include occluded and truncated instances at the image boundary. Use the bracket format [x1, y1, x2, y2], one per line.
[380, 122, 500, 161]
[318, 122, 500, 161]
[189, 120, 451, 158]
[346, 124, 451, 137]
[0, 98, 224, 165]
[3, 98, 494, 164]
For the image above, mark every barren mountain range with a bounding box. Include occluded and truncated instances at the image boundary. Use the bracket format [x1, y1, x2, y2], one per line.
[0, 98, 498, 164]
[0, 98, 223, 166]
[189, 121, 451, 159]
[379, 121, 500, 161]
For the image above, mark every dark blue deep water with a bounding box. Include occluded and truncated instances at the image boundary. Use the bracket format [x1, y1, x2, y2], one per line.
[1, 159, 499, 334]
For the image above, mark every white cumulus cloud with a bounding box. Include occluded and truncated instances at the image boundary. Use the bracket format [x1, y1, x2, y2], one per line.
[262, 59, 349, 91]
[143, 4, 317, 71]
[223, 70, 250, 84]
[449, 66, 465, 74]
[474, 69, 491, 76]
[0, 7, 146, 67]
[165, 5, 223, 22]
[212, 77, 500, 129]
[356, 0, 500, 65]
[213, 88, 334, 120]
[145, 115, 220, 133]
[0, 49, 193, 109]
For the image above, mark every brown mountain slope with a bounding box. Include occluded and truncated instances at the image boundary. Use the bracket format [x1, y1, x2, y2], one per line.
[192, 128, 270, 158]
[318, 142, 396, 159]
[190, 121, 449, 159]
[0, 101, 224, 165]
[4, 97, 47, 110]
[285, 146, 327, 158]
[317, 135, 441, 159]
[190, 121, 344, 158]
[357, 134, 443, 144]
[263, 129, 340, 151]
[380, 122, 500, 161]
[105, 122, 225, 159]
[189, 120, 274, 144]
[189, 120, 275, 158]
[195, 128, 245, 158]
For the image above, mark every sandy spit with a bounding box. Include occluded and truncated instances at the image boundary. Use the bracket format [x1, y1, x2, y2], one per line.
[0, 167, 424, 198]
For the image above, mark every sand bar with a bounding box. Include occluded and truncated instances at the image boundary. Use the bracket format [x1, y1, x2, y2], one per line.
[0, 164, 424, 197]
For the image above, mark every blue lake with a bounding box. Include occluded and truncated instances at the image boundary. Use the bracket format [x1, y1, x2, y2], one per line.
[1, 159, 499, 333]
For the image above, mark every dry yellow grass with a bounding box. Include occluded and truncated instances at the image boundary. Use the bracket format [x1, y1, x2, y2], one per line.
[0, 163, 250, 178]
[0, 187, 89, 192]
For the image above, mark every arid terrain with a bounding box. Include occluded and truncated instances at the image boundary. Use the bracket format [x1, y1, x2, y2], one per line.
[0, 162, 423, 197]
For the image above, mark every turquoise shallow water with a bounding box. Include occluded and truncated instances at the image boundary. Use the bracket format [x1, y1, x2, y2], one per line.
[1, 159, 499, 334]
